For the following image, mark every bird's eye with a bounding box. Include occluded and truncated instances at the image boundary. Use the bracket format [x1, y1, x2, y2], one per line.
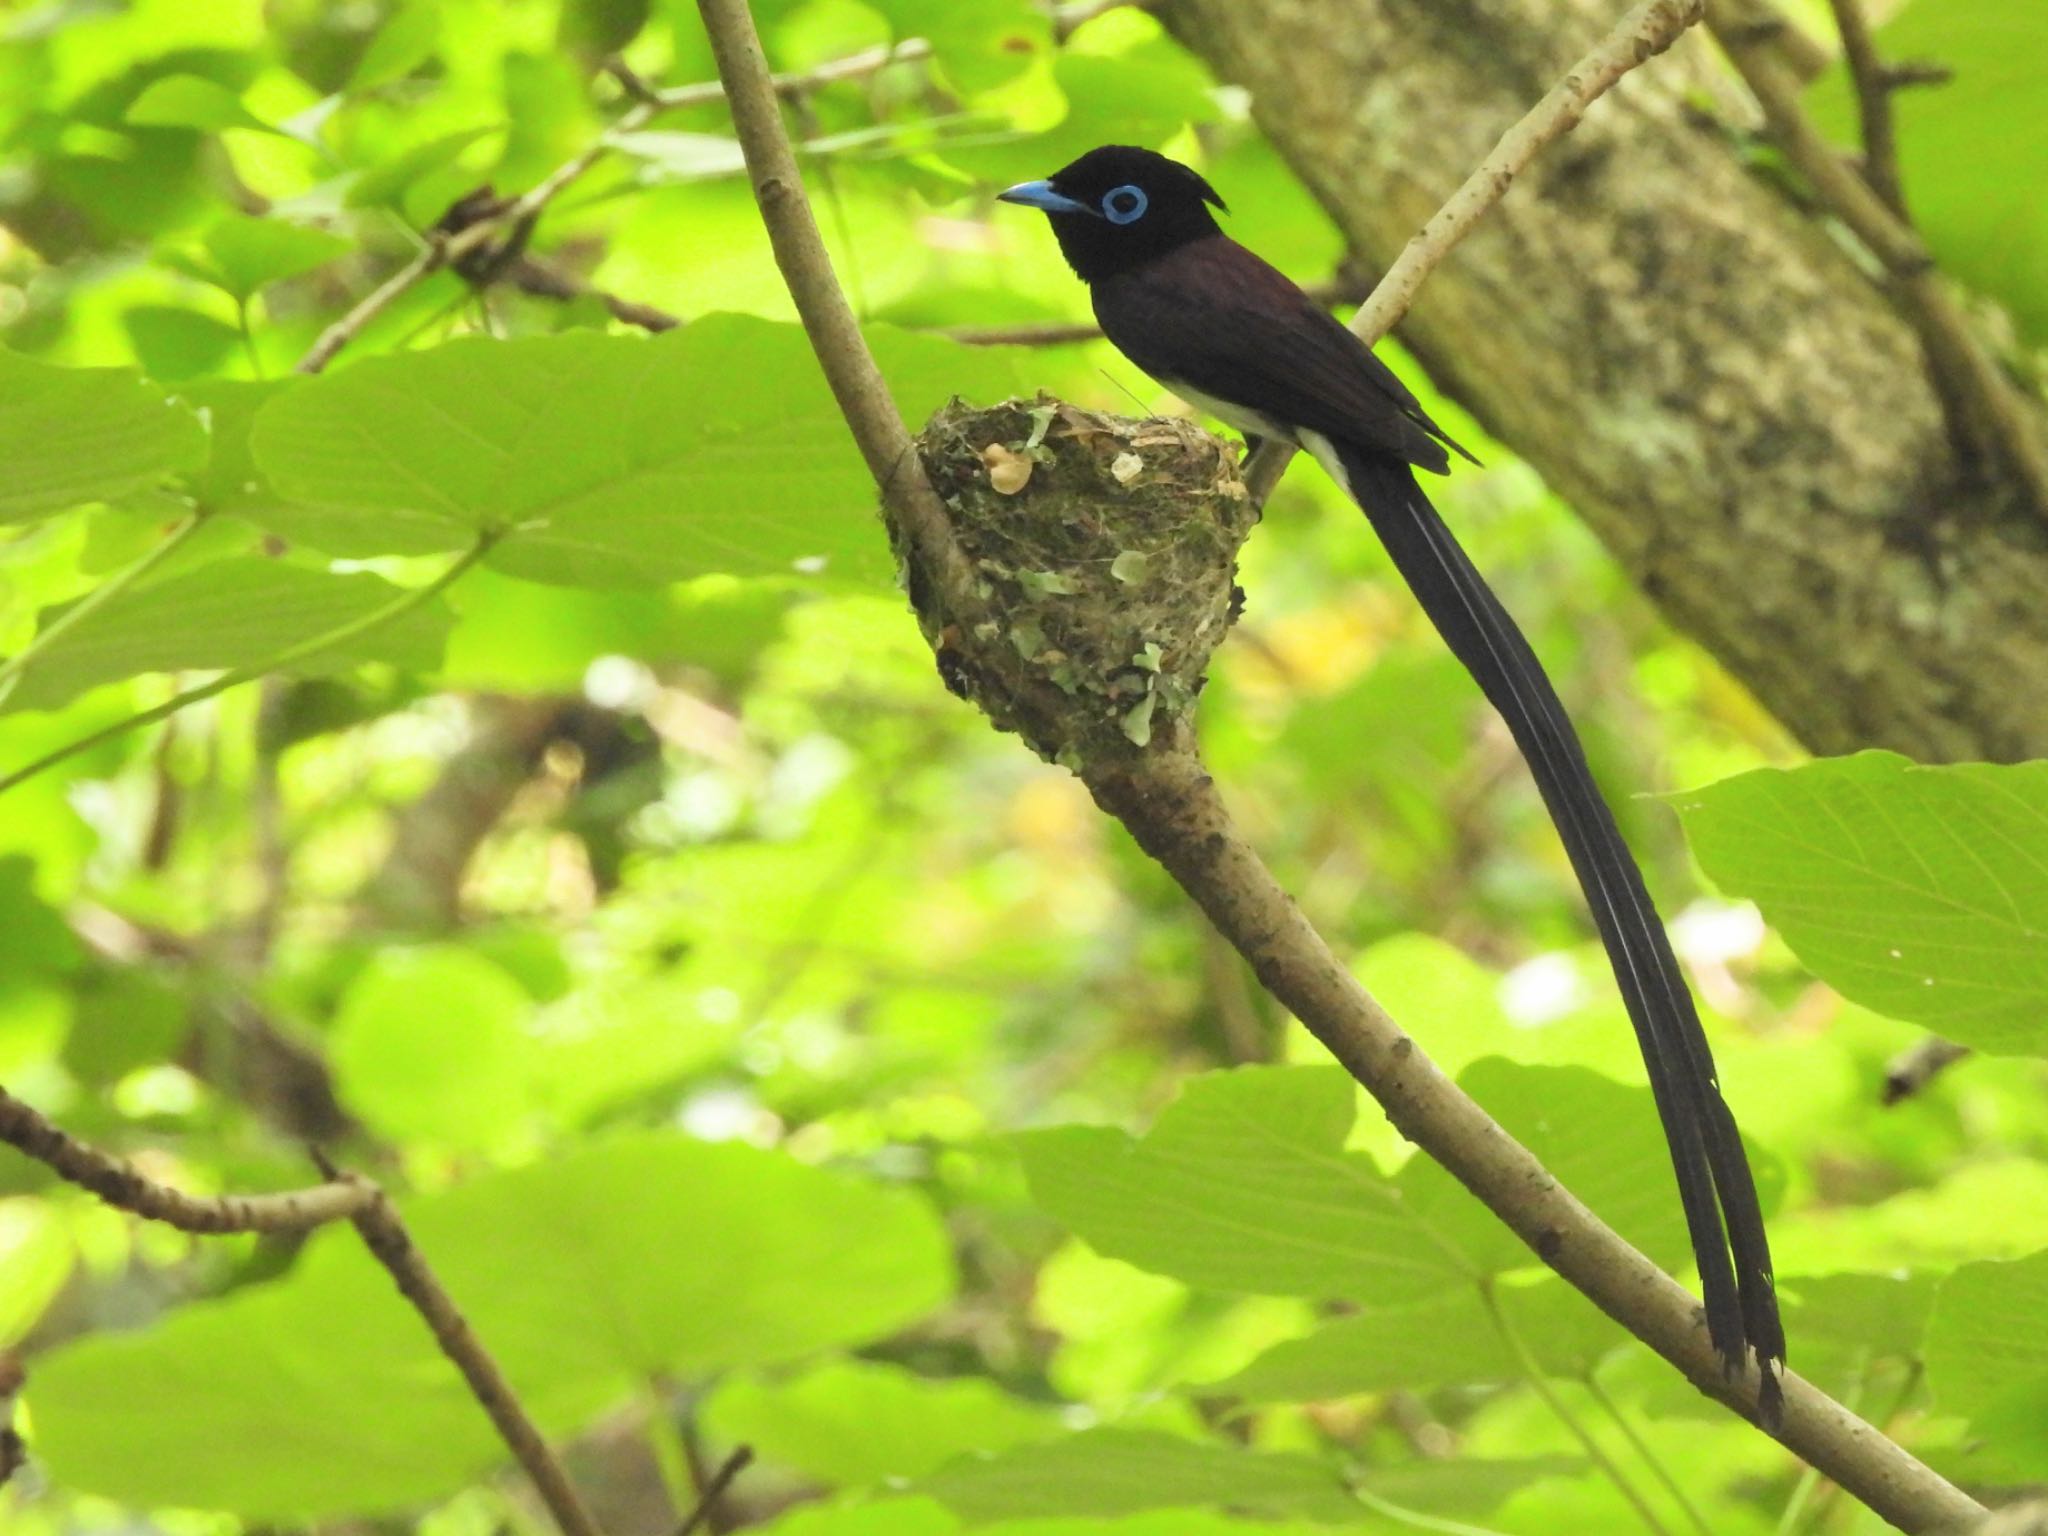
[1102, 185, 1148, 225]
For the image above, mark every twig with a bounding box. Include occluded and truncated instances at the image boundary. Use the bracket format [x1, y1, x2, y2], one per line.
[0, 1082, 372, 1232]
[698, 0, 1987, 1526]
[315, 1154, 603, 1536]
[0, 530, 500, 799]
[1825, 0, 1904, 214]
[1711, 0, 1832, 81]
[505, 257, 681, 331]
[1242, 0, 1708, 505]
[292, 42, 928, 376]
[676, 1444, 753, 1536]
[945, 278, 1367, 348]
[1706, 0, 2048, 518]
[1881, 1036, 1972, 1104]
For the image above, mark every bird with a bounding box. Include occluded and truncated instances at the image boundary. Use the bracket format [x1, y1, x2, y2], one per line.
[999, 144, 1784, 1416]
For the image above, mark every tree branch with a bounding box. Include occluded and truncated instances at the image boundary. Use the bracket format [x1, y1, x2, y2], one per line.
[695, 0, 1986, 1528]
[1706, 0, 2048, 518]
[1825, 0, 1904, 215]
[0, 1083, 372, 1233]
[1243, 0, 1707, 504]
[318, 1155, 606, 1536]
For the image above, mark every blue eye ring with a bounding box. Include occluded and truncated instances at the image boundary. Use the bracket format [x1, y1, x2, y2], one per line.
[1102, 184, 1148, 224]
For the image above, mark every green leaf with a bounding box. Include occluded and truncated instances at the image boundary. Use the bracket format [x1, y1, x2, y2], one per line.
[0, 1198, 72, 1348]
[1019, 1062, 1723, 1305]
[350, 0, 441, 90]
[344, 126, 496, 210]
[1925, 1247, 2048, 1421]
[330, 946, 538, 1152]
[918, 1428, 1366, 1524]
[125, 74, 276, 134]
[165, 215, 352, 303]
[1925, 1248, 2048, 1482]
[1808, 2, 2048, 344]
[123, 305, 243, 382]
[172, 377, 293, 517]
[703, 1359, 1064, 1486]
[1018, 1066, 1466, 1303]
[31, 1133, 954, 1517]
[0, 350, 206, 524]
[1672, 753, 2048, 1053]
[1, 558, 455, 714]
[247, 318, 1029, 587]
[1220, 1278, 1623, 1401]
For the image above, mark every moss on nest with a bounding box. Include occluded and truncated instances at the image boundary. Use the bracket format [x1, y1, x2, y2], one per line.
[905, 395, 1257, 768]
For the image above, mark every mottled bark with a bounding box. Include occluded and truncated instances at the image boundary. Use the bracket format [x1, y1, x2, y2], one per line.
[1161, 0, 2048, 763]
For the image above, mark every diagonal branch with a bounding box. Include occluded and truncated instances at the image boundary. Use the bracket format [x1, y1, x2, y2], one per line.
[0, 1083, 372, 1232]
[1825, 0, 1905, 214]
[1242, 0, 1708, 504]
[696, 0, 1988, 1527]
[1706, 0, 2048, 518]
[0, 1083, 606, 1536]
[318, 1154, 605, 1536]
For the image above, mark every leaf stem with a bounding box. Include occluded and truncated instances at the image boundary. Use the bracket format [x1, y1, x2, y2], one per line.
[641, 1376, 697, 1521]
[0, 530, 499, 798]
[1582, 1369, 1715, 1536]
[1350, 1482, 1511, 1536]
[1481, 1283, 1675, 1536]
[0, 510, 211, 704]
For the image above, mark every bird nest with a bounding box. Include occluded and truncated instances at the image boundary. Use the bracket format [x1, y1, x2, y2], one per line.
[904, 396, 1256, 768]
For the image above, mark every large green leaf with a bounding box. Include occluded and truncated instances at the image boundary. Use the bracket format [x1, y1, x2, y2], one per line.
[1219, 1277, 1623, 1401]
[1924, 1248, 2048, 1482]
[703, 1359, 1064, 1486]
[30, 1133, 954, 1517]
[1808, 1, 2048, 343]
[247, 316, 1028, 588]
[1019, 1062, 1716, 1305]
[919, 1429, 1367, 1525]
[1, 557, 454, 714]
[0, 350, 206, 523]
[329, 946, 539, 1152]
[1672, 753, 2048, 1053]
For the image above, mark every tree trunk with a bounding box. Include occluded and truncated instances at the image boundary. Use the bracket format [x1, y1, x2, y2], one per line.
[1159, 0, 2048, 763]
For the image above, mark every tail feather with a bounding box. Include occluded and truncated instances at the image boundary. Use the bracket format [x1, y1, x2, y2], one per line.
[1331, 444, 1783, 1412]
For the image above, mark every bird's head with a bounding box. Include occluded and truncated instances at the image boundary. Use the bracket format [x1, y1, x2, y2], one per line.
[998, 145, 1226, 282]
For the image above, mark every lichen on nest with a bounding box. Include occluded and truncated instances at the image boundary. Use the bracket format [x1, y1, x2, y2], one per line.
[904, 395, 1257, 768]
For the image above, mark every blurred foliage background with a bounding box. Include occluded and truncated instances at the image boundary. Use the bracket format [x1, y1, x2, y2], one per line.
[0, 0, 2045, 1533]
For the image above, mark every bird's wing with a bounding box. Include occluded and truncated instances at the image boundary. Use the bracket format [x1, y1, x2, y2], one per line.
[1092, 235, 1474, 473]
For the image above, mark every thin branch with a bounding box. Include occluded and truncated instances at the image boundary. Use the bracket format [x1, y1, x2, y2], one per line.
[318, 1157, 604, 1536]
[0, 530, 500, 799]
[1706, 0, 2048, 518]
[676, 1444, 753, 1536]
[292, 42, 927, 375]
[945, 278, 1367, 348]
[0, 511, 209, 704]
[698, 0, 1987, 1527]
[1242, 0, 1708, 505]
[0, 1083, 372, 1233]
[504, 257, 681, 332]
[1825, 0, 1904, 214]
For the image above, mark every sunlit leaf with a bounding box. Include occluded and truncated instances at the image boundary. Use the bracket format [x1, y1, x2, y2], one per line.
[1, 558, 454, 714]
[0, 351, 206, 524]
[1673, 753, 2048, 1053]
[247, 317, 1030, 587]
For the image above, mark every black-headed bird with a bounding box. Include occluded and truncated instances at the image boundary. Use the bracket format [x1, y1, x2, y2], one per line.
[1000, 144, 1783, 1413]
